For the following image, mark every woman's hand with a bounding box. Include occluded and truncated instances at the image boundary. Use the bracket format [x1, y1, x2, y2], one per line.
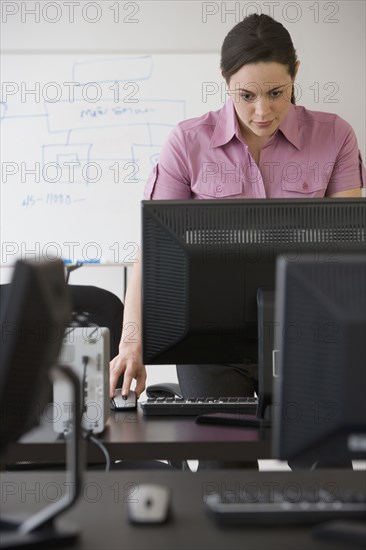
[109, 344, 147, 398]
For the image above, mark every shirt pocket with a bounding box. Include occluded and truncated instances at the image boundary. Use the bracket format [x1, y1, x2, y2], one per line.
[194, 175, 243, 198]
[281, 165, 327, 196]
[144, 164, 158, 199]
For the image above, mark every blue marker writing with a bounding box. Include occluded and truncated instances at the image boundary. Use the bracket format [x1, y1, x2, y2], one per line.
[77, 259, 101, 264]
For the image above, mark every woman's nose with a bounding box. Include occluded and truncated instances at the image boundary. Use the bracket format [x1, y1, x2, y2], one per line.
[254, 97, 272, 117]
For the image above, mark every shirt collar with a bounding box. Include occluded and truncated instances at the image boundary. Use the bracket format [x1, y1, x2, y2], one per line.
[210, 98, 301, 150]
[277, 103, 301, 150]
[210, 97, 240, 148]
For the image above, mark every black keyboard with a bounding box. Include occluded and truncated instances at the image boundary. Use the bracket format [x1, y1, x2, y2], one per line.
[140, 396, 258, 416]
[205, 487, 366, 526]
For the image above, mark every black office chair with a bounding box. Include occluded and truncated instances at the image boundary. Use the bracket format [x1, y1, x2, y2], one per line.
[68, 284, 123, 371]
[0, 282, 124, 361]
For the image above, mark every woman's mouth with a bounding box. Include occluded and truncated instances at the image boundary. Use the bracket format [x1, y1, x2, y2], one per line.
[253, 120, 274, 128]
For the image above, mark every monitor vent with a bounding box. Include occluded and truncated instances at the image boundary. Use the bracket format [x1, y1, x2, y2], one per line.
[149, 201, 365, 245]
[142, 216, 187, 362]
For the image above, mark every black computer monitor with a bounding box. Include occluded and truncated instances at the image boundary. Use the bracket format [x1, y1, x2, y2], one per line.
[142, 198, 365, 364]
[0, 259, 71, 457]
[272, 254, 366, 466]
[142, 199, 365, 418]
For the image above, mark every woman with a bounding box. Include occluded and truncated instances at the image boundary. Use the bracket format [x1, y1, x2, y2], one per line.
[110, 13, 365, 402]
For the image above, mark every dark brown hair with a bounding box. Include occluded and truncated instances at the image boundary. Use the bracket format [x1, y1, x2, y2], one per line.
[221, 14, 298, 104]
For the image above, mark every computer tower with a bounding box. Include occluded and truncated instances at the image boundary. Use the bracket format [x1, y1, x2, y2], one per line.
[53, 327, 110, 434]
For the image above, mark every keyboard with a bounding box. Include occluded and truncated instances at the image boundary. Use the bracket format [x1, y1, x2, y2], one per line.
[140, 396, 258, 417]
[205, 487, 366, 526]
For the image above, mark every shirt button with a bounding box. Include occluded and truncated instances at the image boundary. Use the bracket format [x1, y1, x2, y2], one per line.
[216, 186, 222, 192]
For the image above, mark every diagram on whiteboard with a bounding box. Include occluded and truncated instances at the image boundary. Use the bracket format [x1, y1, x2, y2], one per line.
[0, 53, 223, 263]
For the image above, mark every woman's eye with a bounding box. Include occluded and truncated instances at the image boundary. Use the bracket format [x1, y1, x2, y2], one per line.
[270, 90, 282, 98]
[241, 93, 255, 101]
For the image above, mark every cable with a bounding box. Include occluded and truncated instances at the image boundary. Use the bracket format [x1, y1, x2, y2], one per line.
[87, 433, 111, 472]
[80, 355, 89, 422]
[61, 428, 112, 472]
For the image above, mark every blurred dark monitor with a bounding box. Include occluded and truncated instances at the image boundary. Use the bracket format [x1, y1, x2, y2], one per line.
[272, 254, 366, 466]
[0, 259, 71, 458]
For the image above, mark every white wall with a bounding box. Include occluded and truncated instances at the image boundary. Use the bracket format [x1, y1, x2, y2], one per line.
[1, 1, 365, 390]
[1, 1, 365, 148]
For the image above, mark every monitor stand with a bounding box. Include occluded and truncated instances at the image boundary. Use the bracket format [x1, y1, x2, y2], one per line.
[0, 365, 83, 549]
[195, 289, 275, 430]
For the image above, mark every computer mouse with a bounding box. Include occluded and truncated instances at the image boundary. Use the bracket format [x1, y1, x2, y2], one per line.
[128, 484, 172, 524]
[110, 389, 137, 410]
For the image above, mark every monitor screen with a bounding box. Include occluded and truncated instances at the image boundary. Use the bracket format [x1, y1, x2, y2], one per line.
[142, 198, 365, 367]
[0, 259, 71, 457]
[272, 253, 366, 466]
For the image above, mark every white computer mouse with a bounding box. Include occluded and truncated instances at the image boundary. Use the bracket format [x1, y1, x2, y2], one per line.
[128, 484, 172, 524]
[110, 389, 137, 410]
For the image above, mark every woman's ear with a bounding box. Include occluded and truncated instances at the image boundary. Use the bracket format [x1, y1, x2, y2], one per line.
[293, 60, 300, 79]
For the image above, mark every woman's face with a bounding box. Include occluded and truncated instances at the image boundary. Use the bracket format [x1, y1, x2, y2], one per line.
[228, 61, 298, 142]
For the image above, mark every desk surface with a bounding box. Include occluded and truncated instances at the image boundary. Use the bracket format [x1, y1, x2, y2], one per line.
[3, 406, 270, 464]
[1, 469, 364, 550]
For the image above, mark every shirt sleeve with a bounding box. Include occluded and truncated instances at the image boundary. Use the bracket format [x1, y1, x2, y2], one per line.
[326, 118, 366, 196]
[143, 124, 192, 199]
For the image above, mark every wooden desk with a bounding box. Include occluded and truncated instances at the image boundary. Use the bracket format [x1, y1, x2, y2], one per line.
[1, 469, 364, 550]
[3, 406, 270, 464]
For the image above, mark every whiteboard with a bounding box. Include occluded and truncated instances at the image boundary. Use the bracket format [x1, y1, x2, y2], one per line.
[1, 53, 224, 264]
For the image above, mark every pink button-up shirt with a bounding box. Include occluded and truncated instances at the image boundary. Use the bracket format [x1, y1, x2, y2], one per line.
[144, 98, 365, 200]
